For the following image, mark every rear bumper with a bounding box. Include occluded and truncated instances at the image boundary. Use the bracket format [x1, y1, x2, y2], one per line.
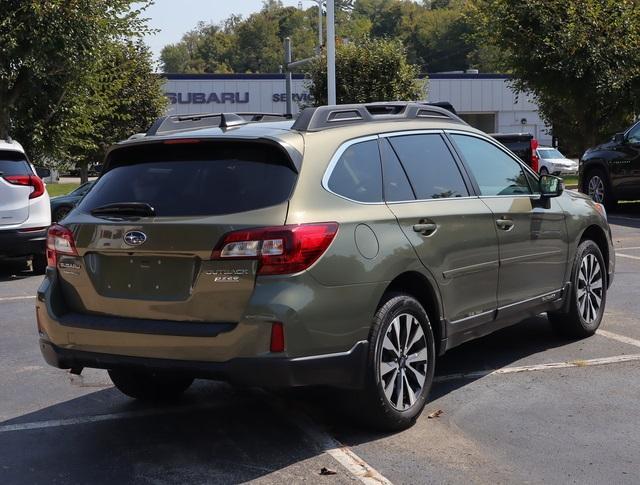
[0, 227, 47, 259]
[39, 338, 368, 389]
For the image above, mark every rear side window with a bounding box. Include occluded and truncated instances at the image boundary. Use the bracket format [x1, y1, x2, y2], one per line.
[380, 138, 415, 202]
[327, 139, 382, 203]
[0, 150, 31, 176]
[387, 134, 469, 200]
[78, 142, 298, 217]
[451, 134, 532, 196]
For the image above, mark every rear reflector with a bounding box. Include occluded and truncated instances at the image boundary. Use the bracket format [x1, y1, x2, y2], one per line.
[270, 322, 285, 352]
[212, 223, 339, 275]
[46, 225, 78, 268]
[4, 174, 45, 199]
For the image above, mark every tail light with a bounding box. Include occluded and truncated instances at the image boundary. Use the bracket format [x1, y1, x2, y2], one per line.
[530, 138, 539, 172]
[212, 223, 339, 275]
[4, 174, 45, 199]
[46, 225, 78, 268]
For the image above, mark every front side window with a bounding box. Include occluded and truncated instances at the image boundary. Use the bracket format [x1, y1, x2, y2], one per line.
[387, 134, 469, 200]
[451, 134, 532, 196]
[627, 122, 640, 144]
[327, 139, 382, 203]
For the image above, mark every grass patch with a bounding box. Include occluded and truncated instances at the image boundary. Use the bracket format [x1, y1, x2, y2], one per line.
[47, 183, 79, 197]
[562, 175, 578, 187]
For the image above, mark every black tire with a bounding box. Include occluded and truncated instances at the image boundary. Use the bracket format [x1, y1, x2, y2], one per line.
[548, 240, 607, 339]
[539, 166, 549, 175]
[108, 369, 194, 401]
[584, 168, 617, 209]
[53, 206, 72, 223]
[354, 293, 435, 431]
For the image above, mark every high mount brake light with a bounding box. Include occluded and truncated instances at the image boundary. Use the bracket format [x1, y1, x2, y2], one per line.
[212, 223, 339, 275]
[4, 174, 45, 199]
[46, 225, 78, 268]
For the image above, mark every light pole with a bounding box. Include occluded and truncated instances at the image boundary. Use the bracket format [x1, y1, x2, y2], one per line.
[326, 0, 336, 105]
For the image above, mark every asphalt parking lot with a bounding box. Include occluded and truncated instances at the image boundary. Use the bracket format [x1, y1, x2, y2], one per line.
[1, 203, 639, 485]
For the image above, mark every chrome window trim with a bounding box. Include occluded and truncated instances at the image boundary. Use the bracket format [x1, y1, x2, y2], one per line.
[386, 196, 479, 205]
[379, 129, 444, 138]
[445, 129, 542, 196]
[321, 135, 384, 205]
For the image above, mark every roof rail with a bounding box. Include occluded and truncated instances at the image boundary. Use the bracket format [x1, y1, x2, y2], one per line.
[146, 112, 294, 136]
[291, 102, 465, 132]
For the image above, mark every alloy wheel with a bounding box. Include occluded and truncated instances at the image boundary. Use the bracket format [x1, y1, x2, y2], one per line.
[577, 254, 604, 323]
[587, 175, 605, 203]
[379, 313, 428, 411]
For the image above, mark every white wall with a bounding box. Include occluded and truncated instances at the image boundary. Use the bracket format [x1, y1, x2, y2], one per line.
[162, 75, 552, 145]
[427, 76, 552, 145]
[163, 77, 310, 115]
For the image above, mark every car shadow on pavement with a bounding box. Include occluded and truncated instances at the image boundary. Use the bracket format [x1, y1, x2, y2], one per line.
[609, 202, 640, 228]
[0, 383, 340, 484]
[0, 261, 36, 282]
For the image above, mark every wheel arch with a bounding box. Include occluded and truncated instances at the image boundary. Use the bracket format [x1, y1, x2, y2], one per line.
[379, 271, 446, 355]
[579, 224, 610, 276]
[581, 160, 610, 192]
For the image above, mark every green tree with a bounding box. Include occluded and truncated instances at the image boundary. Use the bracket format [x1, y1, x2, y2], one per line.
[471, 0, 640, 153]
[0, 0, 153, 162]
[69, 40, 167, 181]
[307, 36, 425, 105]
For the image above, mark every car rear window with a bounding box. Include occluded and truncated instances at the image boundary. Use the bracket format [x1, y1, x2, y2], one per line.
[0, 150, 31, 176]
[77, 141, 298, 217]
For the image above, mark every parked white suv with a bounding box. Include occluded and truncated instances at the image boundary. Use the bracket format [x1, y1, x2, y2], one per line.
[0, 139, 51, 272]
[536, 147, 578, 175]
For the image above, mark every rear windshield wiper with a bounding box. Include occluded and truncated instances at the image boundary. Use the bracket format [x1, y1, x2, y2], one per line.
[90, 202, 156, 217]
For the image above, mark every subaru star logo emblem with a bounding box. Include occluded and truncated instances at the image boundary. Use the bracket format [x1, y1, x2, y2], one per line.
[123, 231, 147, 246]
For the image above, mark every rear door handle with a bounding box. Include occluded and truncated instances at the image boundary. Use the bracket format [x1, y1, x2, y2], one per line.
[413, 222, 437, 236]
[496, 218, 514, 231]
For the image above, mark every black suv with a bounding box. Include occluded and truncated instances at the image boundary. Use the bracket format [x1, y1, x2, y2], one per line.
[580, 120, 640, 207]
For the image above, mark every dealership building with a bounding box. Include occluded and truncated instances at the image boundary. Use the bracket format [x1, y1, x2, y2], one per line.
[162, 73, 552, 145]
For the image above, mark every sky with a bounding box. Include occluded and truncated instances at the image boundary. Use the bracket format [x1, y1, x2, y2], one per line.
[138, 0, 307, 63]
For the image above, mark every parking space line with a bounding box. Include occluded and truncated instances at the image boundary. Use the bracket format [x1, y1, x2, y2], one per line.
[616, 246, 640, 251]
[434, 354, 640, 383]
[0, 295, 36, 302]
[597, 329, 640, 349]
[0, 391, 394, 485]
[265, 393, 393, 485]
[617, 253, 640, 261]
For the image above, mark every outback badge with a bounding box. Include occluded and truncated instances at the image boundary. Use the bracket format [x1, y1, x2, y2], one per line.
[123, 230, 147, 246]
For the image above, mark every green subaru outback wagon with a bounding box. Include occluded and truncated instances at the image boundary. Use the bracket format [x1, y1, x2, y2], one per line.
[37, 103, 614, 430]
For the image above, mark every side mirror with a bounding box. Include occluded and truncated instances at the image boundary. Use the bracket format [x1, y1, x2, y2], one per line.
[539, 174, 564, 198]
[612, 132, 625, 144]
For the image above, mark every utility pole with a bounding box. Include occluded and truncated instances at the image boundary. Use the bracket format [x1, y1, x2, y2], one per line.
[284, 37, 293, 115]
[316, 1, 323, 55]
[326, 0, 336, 105]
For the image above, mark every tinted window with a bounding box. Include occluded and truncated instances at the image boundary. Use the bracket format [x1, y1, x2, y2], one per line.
[0, 150, 31, 176]
[327, 140, 382, 202]
[78, 142, 297, 217]
[380, 138, 415, 202]
[627, 122, 640, 144]
[35, 167, 51, 178]
[451, 135, 532, 196]
[538, 149, 563, 159]
[388, 134, 468, 200]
